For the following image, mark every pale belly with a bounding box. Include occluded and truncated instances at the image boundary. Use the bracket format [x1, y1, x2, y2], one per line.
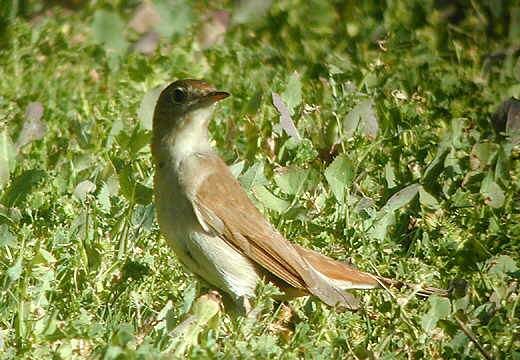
[155, 173, 261, 299]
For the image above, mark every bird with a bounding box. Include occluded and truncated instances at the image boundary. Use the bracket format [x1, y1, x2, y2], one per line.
[151, 79, 446, 311]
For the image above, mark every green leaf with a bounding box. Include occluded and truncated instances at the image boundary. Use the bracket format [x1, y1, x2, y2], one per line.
[0, 129, 16, 189]
[239, 162, 268, 190]
[252, 185, 290, 213]
[229, 160, 245, 178]
[39, 248, 57, 264]
[113, 324, 134, 347]
[505, 97, 520, 144]
[343, 99, 379, 139]
[369, 212, 395, 241]
[421, 296, 451, 332]
[7, 259, 22, 282]
[281, 72, 302, 115]
[382, 183, 420, 213]
[129, 127, 151, 155]
[324, 154, 354, 204]
[0, 224, 16, 247]
[73, 180, 96, 202]
[97, 182, 111, 213]
[191, 292, 221, 322]
[384, 162, 397, 189]
[119, 167, 134, 202]
[128, 57, 153, 82]
[451, 189, 472, 208]
[106, 175, 120, 196]
[181, 283, 197, 315]
[2, 169, 46, 206]
[32, 247, 57, 265]
[254, 335, 281, 357]
[422, 146, 449, 186]
[132, 204, 155, 231]
[480, 173, 505, 208]
[121, 259, 150, 281]
[470, 142, 497, 170]
[283, 138, 317, 164]
[107, 118, 124, 148]
[232, 0, 273, 24]
[118, 168, 151, 205]
[156, 301, 174, 329]
[273, 92, 301, 140]
[444, 152, 462, 173]
[91, 10, 128, 53]
[488, 255, 518, 275]
[16, 102, 47, 150]
[462, 170, 484, 188]
[134, 183, 153, 205]
[155, 0, 194, 37]
[419, 186, 440, 210]
[450, 118, 465, 149]
[170, 292, 221, 357]
[495, 147, 511, 185]
[0, 206, 21, 224]
[103, 346, 123, 359]
[449, 331, 469, 351]
[274, 167, 309, 195]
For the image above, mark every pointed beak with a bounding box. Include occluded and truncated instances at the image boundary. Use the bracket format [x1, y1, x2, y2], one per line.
[204, 91, 230, 103]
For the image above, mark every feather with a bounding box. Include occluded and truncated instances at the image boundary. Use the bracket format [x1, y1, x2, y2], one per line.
[185, 153, 359, 309]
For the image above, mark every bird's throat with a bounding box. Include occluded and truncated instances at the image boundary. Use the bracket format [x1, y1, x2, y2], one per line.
[152, 108, 213, 169]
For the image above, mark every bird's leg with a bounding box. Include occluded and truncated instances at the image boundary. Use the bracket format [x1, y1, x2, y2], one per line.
[220, 293, 253, 316]
[238, 295, 253, 315]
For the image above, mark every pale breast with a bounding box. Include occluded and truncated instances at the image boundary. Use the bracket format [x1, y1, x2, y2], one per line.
[185, 231, 262, 299]
[154, 157, 262, 299]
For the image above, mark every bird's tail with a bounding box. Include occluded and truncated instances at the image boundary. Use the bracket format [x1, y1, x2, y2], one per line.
[295, 244, 447, 298]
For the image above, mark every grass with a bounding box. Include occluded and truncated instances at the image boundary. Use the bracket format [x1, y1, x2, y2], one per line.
[0, 0, 519, 358]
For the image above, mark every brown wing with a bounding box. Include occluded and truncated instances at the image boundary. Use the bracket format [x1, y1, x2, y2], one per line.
[184, 153, 359, 309]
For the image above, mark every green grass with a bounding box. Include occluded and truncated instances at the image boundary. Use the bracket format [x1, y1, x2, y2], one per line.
[0, 0, 519, 358]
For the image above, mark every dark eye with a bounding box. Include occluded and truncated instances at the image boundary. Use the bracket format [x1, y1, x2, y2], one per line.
[172, 88, 187, 103]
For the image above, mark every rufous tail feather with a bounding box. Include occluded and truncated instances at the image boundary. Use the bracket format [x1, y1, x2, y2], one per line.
[294, 244, 447, 298]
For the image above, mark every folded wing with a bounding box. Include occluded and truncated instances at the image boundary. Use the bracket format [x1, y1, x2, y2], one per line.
[186, 153, 359, 309]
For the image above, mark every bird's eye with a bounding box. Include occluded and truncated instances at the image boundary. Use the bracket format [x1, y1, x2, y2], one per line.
[172, 88, 187, 103]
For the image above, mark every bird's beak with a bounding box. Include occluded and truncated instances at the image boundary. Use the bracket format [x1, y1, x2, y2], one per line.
[203, 91, 230, 104]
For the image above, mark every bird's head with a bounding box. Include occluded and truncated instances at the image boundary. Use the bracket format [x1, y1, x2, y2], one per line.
[153, 79, 229, 135]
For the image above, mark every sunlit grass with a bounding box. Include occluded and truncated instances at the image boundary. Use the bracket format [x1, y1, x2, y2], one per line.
[0, 1, 518, 358]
